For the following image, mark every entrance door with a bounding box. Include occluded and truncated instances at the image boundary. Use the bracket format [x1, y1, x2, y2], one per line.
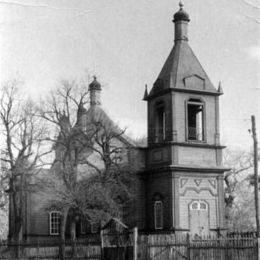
[189, 200, 209, 236]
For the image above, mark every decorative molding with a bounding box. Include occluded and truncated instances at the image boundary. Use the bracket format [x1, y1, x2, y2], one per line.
[45, 205, 62, 213]
[148, 141, 226, 149]
[183, 74, 205, 90]
[208, 179, 216, 189]
[179, 187, 217, 197]
[194, 179, 202, 187]
[147, 87, 222, 101]
[144, 165, 229, 174]
[180, 178, 188, 188]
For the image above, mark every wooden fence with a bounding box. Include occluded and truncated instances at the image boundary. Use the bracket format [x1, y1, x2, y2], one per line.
[138, 233, 258, 260]
[0, 232, 258, 260]
[0, 239, 101, 260]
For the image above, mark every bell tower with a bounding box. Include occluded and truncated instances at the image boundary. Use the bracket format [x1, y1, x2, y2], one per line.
[143, 2, 228, 235]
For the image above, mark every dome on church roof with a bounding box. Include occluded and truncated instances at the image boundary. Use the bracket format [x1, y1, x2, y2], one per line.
[89, 76, 101, 90]
[173, 2, 190, 22]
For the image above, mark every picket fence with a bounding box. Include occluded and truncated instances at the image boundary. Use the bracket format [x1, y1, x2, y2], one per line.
[0, 239, 101, 260]
[0, 232, 258, 260]
[138, 233, 258, 260]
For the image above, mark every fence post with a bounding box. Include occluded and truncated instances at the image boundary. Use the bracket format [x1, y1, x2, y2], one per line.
[59, 238, 65, 260]
[100, 229, 104, 260]
[258, 237, 260, 260]
[17, 240, 21, 259]
[133, 227, 138, 260]
[186, 233, 190, 260]
[37, 239, 39, 258]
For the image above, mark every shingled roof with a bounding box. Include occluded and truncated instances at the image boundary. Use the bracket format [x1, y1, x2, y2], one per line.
[77, 105, 137, 148]
[148, 3, 219, 98]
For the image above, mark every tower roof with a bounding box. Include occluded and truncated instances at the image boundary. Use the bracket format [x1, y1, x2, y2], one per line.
[148, 3, 219, 98]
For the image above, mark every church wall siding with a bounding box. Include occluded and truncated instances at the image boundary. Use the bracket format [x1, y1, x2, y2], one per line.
[24, 136, 145, 237]
[147, 146, 171, 165]
[178, 147, 216, 166]
[178, 176, 218, 230]
[179, 191, 218, 230]
[146, 173, 172, 230]
[27, 192, 51, 236]
[134, 178, 146, 229]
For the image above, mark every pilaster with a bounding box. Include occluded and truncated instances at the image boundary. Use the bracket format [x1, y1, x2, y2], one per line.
[217, 175, 225, 228]
[215, 96, 220, 145]
[172, 173, 180, 228]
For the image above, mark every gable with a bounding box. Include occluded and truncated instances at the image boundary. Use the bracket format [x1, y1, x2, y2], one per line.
[183, 75, 205, 90]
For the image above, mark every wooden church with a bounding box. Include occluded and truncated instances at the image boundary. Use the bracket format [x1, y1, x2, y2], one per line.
[9, 3, 228, 240]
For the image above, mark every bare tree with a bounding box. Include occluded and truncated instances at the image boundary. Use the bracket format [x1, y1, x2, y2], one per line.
[0, 80, 48, 243]
[40, 80, 137, 257]
[241, 0, 260, 24]
[224, 149, 253, 207]
[223, 149, 256, 230]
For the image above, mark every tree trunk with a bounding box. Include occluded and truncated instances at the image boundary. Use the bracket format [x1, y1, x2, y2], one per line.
[70, 219, 76, 257]
[60, 206, 69, 260]
[11, 189, 24, 258]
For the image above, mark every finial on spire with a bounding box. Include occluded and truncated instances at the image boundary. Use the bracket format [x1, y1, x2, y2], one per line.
[143, 84, 149, 101]
[179, 1, 184, 9]
[218, 81, 223, 94]
[93, 75, 97, 81]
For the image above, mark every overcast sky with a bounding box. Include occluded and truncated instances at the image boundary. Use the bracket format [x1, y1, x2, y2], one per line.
[0, 0, 259, 151]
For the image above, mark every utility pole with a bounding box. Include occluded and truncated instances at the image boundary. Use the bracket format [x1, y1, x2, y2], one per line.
[251, 115, 259, 238]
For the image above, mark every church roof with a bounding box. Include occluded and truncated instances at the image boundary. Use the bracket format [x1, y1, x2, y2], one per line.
[148, 3, 220, 98]
[149, 42, 218, 97]
[82, 106, 137, 147]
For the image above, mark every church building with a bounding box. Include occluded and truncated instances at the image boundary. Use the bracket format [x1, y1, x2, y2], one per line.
[9, 3, 228, 240]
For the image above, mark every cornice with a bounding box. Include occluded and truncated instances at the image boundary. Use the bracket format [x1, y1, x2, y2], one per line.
[147, 141, 226, 150]
[142, 164, 230, 174]
[147, 87, 222, 101]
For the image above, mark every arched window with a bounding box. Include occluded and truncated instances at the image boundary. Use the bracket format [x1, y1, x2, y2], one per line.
[154, 201, 163, 230]
[186, 99, 204, 141]
[190, 200, 208, 211]
[155, 101, 166, 142]
[50, 211, 61, 235]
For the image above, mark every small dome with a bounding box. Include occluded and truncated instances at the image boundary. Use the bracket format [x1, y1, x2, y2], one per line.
[89, 76, 101, 90]
[173, 2, 190, 22]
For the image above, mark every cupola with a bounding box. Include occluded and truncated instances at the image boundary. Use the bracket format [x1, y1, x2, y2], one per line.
[173, 2, 190, 22]
[89, 76, 102, 106]
[173, 1, 190, 42]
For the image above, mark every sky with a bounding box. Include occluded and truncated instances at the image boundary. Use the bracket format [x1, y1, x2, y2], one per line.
[0, 0, 259, 151]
